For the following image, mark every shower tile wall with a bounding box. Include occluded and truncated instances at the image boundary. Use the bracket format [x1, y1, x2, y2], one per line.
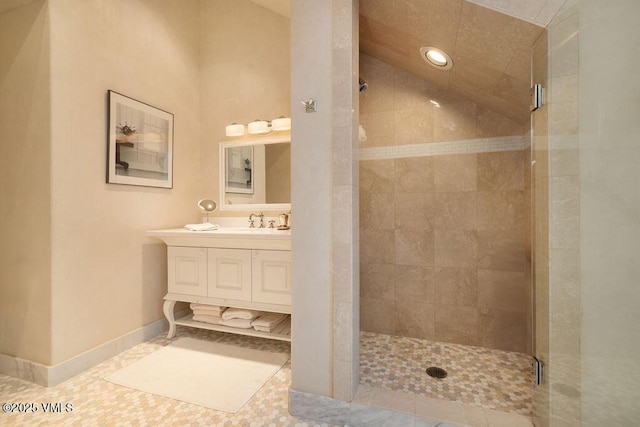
[359, 54, 531, 354]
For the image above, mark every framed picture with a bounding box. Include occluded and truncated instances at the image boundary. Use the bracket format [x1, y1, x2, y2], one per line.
[225, 145, 254, 194]
[107, 90, 174, 188]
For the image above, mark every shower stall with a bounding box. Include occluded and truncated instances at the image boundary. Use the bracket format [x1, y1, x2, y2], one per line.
[357, 0, 537, 419]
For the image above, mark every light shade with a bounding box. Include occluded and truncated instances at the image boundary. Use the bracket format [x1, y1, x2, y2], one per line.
[247, 120, 270, 135]
[225, 123, 245, 137]
[271, 117, 291, 131]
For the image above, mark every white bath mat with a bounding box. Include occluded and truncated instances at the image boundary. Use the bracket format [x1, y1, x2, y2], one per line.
[105, 337, 289, 413]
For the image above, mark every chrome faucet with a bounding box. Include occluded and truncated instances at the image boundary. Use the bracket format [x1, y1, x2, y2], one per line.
[249, 212, 265, 228]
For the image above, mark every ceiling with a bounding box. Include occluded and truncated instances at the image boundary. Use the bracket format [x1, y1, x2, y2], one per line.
[248, 0, 290, 18]
[0, 0, 36, 14]
[360, 0, 546, 123]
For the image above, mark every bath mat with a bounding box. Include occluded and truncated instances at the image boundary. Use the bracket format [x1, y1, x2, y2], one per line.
[104, 337, 289, 413]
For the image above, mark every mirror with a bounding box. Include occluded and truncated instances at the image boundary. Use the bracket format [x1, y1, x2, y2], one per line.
[219, 136, 291, 211]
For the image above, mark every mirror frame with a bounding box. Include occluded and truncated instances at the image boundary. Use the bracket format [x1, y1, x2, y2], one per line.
[219, 135, 291, 212]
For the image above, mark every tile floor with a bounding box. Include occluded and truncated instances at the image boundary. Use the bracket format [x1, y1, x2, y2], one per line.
[0, 328, 533, 426]
[359, 332, 533, 415]
[0, 328, 333, 427]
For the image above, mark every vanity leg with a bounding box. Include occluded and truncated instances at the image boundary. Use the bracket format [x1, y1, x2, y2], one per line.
[163, 299, 177, 339]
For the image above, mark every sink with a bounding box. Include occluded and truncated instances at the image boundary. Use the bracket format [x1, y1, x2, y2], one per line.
[213, 227, 290, 235]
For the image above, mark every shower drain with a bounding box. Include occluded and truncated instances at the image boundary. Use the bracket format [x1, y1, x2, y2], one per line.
[425, 366, 448, 379]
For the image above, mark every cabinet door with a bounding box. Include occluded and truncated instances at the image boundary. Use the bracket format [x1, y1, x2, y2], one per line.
[167, 246, 207, 296]
[207, 248, 252, 301]
[252, 250, 291, 305]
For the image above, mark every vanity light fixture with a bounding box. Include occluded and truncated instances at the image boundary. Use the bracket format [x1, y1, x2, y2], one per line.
[225, 123, 245, 137]
[225, 116, 291, 137]
[419, 46, 453, 70]
[247, 119, 270, 135]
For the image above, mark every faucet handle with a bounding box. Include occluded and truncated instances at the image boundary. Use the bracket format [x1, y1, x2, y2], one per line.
[248, 219, 255, 228]
[268, 220, 275, 229]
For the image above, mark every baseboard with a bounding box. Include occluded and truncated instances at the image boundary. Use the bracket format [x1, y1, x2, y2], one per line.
[0, 310, 188, 387]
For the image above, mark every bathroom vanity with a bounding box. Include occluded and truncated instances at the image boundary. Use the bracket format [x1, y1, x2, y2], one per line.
[147, 227, 291, 341]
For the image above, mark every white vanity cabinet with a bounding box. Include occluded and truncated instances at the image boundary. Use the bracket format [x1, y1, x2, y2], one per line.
[167, 246, 208, 296]
[207, 248, 252, 301]
[148, 228, 292, 341]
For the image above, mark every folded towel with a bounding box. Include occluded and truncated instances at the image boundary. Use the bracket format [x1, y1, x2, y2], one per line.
[221, 308, 263, 321]
[192, 309, 224, 317]
[251, 313, 288, 328]
[190, 304, 226, 316]
[190, 303, 225, 311]
[192, 314, 221, 324]
[219, 318, 252, 329]
[185, 223, 219, 231]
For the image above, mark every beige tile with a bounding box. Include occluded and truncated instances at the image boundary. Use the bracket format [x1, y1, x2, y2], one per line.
[394, 229, 435, 267]
[433, 100, 478, 141]
[479, 308, 527, 352]
[360, 191, 394, 231]
[476, 106, 526, 138]
[493, 73, 531, 110]
[477, 191, 524, 232]
[361, 229, 395, 264]
[415, 396, 467, 425]
[477, 230, 526, 272]
[360, 263, 396, 300]
[434, 305, 479, 346]
[394, 265, 435, 303]
[393, 66, 442, 110]
[359, 53, 396, 114]
[359, 0, 408, 34]
[367, 19, 420, 59]
[434, 267, 478, 307]
[405, 0, 463, 53]
[394, 156, 435, 193]
[360, 297, 397, 335]
[477, 150, 525, 191]
[478, 270, 528, 313]
[395, 301, 435, 340]
[359, 111, 396, 147]
[360, 159, 395, 193]
[449, 54, 504, 92]
[548, 101, 578, 136]
[394, 192, 436, 231]
[434, 230, 478, 268]
[549, 148, 579, 177]
[482, 408, 533, 427]
[368, 386, 417, 415]
[394, 107, 435, 145]
[433, 191, 477, 230]
[433, 154, 477, 192]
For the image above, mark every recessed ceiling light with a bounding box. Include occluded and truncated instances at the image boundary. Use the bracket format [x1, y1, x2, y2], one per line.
[420, 46, 453, 70]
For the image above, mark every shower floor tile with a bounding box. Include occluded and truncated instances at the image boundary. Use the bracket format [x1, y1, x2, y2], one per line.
[359, 332, 533, 415]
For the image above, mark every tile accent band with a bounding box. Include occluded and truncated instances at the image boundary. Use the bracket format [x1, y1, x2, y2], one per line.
[359, 134, 528, 161]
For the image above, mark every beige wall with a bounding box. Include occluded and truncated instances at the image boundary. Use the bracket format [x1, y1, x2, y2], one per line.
[265, 142, 291, 204]
[0, 0, 51, 365]
[47, 0, 204, 364]
[579, 0, 640, 424]
[1, 0, 291, 370]
[359, 54, 531, 353]
[201, 0, 291, 216]
[290, 0, 334, 397]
